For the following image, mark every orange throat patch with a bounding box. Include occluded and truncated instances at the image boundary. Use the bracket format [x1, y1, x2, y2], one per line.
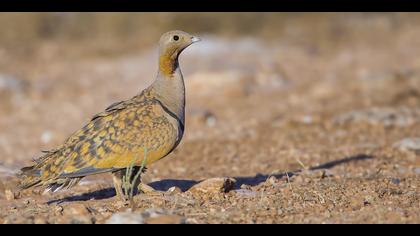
[159, 54, 177, 77]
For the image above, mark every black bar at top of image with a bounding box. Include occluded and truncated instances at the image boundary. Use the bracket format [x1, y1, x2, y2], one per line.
[0, 0, 420, 11]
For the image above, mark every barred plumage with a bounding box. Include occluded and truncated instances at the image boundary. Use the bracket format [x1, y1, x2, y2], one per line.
[18, 30, 200, 200]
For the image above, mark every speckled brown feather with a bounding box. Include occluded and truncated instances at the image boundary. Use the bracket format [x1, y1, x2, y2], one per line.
[19, 88, 181, 190]
[19, 30, 199, 193]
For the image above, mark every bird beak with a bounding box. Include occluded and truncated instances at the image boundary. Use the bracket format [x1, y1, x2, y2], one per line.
[191, 36, 201, 43]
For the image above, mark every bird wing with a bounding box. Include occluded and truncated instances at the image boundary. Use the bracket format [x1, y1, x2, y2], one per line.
[36, 96, 180, 181]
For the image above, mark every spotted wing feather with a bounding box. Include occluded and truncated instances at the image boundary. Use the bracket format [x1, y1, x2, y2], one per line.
[19, 90, 180, 190]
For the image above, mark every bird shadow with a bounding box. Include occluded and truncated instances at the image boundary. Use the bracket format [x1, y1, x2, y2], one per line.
[47, 154, 373, 204]
[233, 153, 373, 188]
[47, 188, 117, 205]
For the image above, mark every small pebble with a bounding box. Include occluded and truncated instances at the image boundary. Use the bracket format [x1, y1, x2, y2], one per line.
[391, 178, 401, 185]
[234, 189, 257, 198]
[266, 176, 278, 185]
[393, 138, 420, 152]
[106, 209, 185, 224]
[55, 206, 64, 214]
[167, 186, 182, 195]
[145, 215, 186, 224]
[64, 203, 90, 216]
[5, 189, 15, 201]
[106, 211, 145, 224]
[34, 218, 48, 224]
[240, 184, 252, 190]
[188, 177, 236, 194]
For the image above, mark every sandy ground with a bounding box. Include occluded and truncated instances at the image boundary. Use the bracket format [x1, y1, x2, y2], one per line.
[0, 21, 420, 223]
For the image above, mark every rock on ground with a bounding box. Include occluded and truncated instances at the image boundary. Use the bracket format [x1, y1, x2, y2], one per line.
[188, 177, 236, 194]
[393, 138, 420, 152]
[106, 209, 186, 224]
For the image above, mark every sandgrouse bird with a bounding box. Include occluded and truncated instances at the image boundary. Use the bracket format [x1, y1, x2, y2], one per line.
[19, 30, 200, 200]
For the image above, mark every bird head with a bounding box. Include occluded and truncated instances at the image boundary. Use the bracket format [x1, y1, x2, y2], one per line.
[158, 30, 200, 76]
[159, 30, 200, 59]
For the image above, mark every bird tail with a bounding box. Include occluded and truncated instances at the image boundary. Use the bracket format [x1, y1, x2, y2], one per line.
[18, 150, 71, 192]
[19, 165, 82, 193]
[18, 165, 43, 190]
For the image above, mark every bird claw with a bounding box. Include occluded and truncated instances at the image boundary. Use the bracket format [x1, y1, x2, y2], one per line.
[137, 183, 157, 194]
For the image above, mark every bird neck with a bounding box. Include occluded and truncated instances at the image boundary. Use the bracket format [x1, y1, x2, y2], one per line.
[152, 55, 185, 124]
[158, 52, 178, 77]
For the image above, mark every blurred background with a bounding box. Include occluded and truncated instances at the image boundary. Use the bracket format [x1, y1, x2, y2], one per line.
[1, 13, 420, 223]
[0, 12, 419, 177]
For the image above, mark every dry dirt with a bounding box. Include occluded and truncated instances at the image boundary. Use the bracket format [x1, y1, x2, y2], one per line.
[0, 17, 420, 224]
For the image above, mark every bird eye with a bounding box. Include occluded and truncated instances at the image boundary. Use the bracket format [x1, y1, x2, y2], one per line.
[173, 35, 179, 41]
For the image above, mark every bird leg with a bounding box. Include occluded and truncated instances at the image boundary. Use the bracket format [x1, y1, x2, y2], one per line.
[130, 166, 157, 194]
[112, 170, 126, 201]
[130, 166, 144, 193]
[112, 167, 154, 201]
[129, 166, 159, 194]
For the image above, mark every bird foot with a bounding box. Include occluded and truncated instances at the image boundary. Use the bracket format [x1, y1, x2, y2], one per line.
[138, 183, 158, 194]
